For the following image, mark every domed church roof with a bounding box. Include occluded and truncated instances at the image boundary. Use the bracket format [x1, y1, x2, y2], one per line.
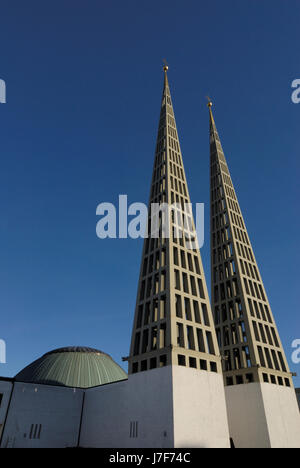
[15, 346, 127, 389]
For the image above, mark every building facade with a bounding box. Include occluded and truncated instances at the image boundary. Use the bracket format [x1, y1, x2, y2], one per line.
[0, 69, 299, 449]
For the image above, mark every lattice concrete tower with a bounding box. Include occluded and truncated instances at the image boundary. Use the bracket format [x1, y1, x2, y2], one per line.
[129, 69, 220, 376]
[208, 100, 300, 448]
[125, 68, 230, 448]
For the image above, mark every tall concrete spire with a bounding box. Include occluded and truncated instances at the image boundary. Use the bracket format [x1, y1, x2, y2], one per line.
[124, 67, 230, 448]
[209, 101, 300, 447]
[128, 67, 221, 376]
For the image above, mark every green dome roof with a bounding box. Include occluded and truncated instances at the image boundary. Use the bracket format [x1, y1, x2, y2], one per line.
[15, 347, 127, 389]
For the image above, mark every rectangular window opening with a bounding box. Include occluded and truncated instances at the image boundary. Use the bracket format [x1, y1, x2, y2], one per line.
[184, 298, 192, 321]
[206, 331, 215, 355]
[200, 359, 207, 370]
[175, 294, 182, 318]
[150, 357, 157, 369]
[189, 357, 197, 368]
[177, 323, 185, 347]
[197, 328, 206, 353]
[178, 354, 186, 366]
[159, 355, 167, 367]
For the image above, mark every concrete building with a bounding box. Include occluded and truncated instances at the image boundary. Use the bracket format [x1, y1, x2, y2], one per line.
[208, 99, 300, 447]
[0, 347, 229, 448]
[0, 347, 127, 448]
[0, 68, 299, 448]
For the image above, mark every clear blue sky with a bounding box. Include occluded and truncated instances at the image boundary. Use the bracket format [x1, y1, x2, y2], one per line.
[0, 0, 299, 386]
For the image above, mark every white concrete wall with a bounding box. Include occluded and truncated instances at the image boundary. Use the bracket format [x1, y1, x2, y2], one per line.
[225, 382, 270, 448]
[225, 382, 300, 448]
[260, 383, 300, 448]
[1, 382, 84, 448]
[0, 380, 13, 441]
[80, 366, 230, 448]
[0, 366, 230, 448]
[80, 368, 174, 448]
[172, 366, 230, 448]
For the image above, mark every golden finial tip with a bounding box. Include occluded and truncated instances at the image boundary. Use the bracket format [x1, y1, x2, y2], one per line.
[206, 96, 213, 108]
[163, 65, 169, 72]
